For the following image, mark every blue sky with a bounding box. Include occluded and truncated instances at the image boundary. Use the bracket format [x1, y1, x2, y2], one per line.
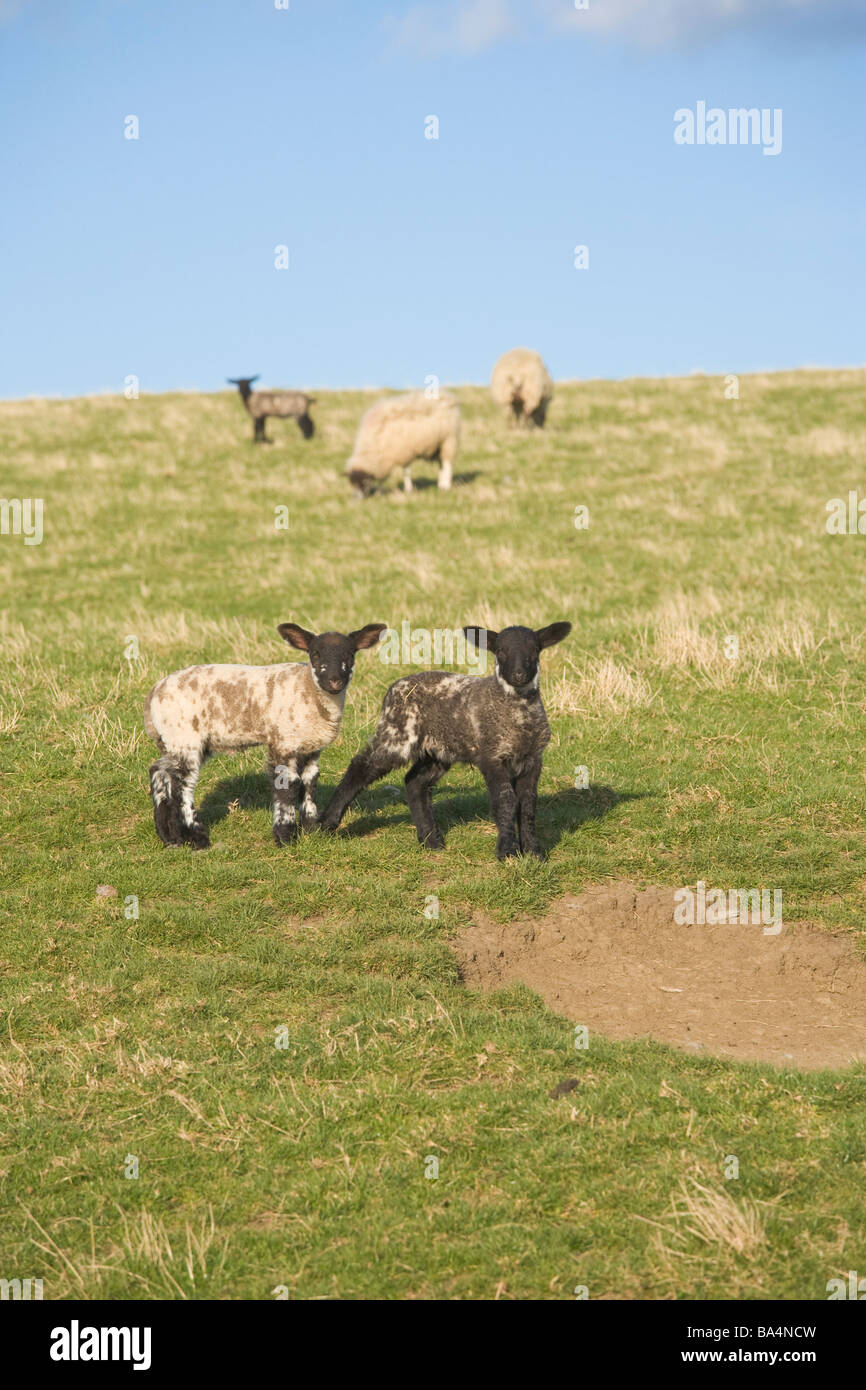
[0, 0, 863, 398]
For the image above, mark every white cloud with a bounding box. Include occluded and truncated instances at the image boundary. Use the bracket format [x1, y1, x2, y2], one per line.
[385, 0, 516, 56]
[386, 0, 866, 55]
[549, 0, 866, 47]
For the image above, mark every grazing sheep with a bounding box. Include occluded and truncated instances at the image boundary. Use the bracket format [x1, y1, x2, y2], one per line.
[144, 621, 386, 849]
[490, 348, 553, 428]
[346, 391, 460, 497]
[228, 376, 316, 443]
[320, 621, 571, 859]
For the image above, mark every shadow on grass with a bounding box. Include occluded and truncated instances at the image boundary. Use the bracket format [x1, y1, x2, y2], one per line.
[199, 770, 644, 850]
[357, 470, 482, 497]
[322, 782, 645, 853]
[199, 770, 273, 828]
[412, 470, 482, 490]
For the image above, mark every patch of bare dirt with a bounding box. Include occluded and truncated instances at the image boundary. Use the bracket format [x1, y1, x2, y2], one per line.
[454, 882, 866, 1070]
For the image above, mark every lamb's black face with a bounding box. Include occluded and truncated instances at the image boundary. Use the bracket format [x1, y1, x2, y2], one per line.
[277, 621, 387, 694]
[307, 633, 356, 694]
[494, 627, 541, 694]
[463, 621, 572, 696]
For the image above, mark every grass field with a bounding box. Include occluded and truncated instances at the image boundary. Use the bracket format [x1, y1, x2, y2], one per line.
[1, 369, 865, 1300]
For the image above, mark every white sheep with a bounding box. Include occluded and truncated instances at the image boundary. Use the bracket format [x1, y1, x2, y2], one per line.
[144, 622, 385, 848]
[346, 391, 460, 497]
[490, 348, 553, 428]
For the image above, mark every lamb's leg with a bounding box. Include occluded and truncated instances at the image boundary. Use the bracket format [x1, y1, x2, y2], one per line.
[404, 757, 449, 849]
[176, 750, 210, 849]
[513, 757, 543, 859]
[298, 752, 321, 829]
[269, 756, 302, 846]
[479, 760, 520, 860]
[149, 756, 183, 847]
[319, 743, 406, 832]
[437, 449, 453, 490]
[403, 464, 413, 494]
[253, 416, 265, 444]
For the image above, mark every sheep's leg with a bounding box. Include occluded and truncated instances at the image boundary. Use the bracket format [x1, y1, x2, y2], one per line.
[149, 756, 184, 847]
[253, 416, 265, 444]
[176, 751, 210, 849]
[479, 761, 520, 860]
[298, 752, 321, 829]
[269, 756, 302, 846]
[513, 757, 543, 859]
[319, 744, 406, 832]
[404, 757, 449, 850]
[437, 449, 453, 491]
[403, 464, 413, 494]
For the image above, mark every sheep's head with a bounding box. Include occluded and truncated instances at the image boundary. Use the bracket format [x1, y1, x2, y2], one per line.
[277, 622, 387, 694]
[297, 412, 315, 440]
[227, 375, 259, 401]
[463, 622, 571, 696]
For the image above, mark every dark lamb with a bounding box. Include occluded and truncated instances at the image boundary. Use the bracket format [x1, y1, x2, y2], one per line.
[228, 375, 316, 443]
[320, 622, 571, 859]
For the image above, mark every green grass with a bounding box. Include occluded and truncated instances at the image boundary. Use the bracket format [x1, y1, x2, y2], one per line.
[1, 370, 865, 1299]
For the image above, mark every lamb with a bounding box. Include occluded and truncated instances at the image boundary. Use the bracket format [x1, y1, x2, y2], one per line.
[228, 376, 316, 443]
[320, 621, 571, 859]
[144, 621, 385, 849]
[346, 391, 460, 497]
[490, 348, 553, 428]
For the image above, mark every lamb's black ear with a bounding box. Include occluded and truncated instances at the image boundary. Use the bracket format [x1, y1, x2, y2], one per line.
[536, 621, 571, 649]
[463, 626, 499, 653]
[278, 622, 315, 651]
[350, 623, 387, 651]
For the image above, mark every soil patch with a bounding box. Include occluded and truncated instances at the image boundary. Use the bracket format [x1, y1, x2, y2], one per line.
[454, 882, 866, 1070]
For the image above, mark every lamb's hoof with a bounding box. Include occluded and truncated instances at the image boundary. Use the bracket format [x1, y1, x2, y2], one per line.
[183, 821, 211, 851]
[154, 803, 183, 847]
[419, 832, 445, 851]
[521, 845, 544, 861]
[497, 845, 520, 861]
[273, 822, 300, 847]
[317, 811, 339, 833]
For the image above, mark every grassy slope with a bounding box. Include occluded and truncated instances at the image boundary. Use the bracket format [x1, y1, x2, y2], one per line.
[0, 371, 864, 1300]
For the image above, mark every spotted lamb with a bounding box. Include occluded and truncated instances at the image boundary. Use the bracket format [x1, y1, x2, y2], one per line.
[144, 622, 385, 848]
[320, 622, 571, 859]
